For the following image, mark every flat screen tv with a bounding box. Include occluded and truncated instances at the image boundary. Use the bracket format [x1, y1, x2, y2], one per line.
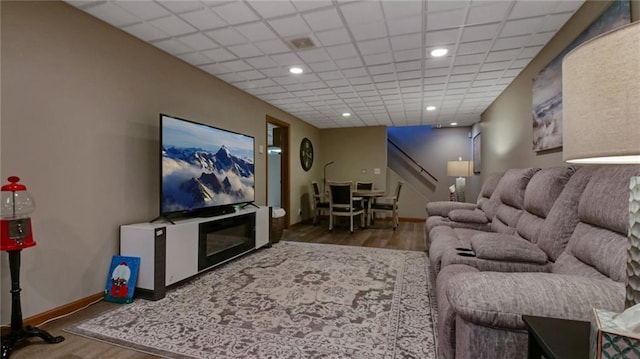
[160, 114, 255, 217]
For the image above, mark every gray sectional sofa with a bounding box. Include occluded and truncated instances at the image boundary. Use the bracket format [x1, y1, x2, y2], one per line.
[425, 165, 640, 359]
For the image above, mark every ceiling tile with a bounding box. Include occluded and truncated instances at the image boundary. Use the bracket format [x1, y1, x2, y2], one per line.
[382, 1, 423, 19]
[518, 45, 543, 59]
[122, 22, 168, 41]
[270, 53, 304, 66]
[492, 35, 529, 51]
[466, 2, 512, 25]
[268, 15, 312, 37]
[309, 61, 338, 72]
[177, 51, 211, 65]
[316, 28, 352, 46]
[395, 60, 421, 72]
[149, 15, 197, 36]
[454, 53, 485, 66]
[540, 12, 574, 32]
[528, 31, 556, 46]
[456, 40, 492, 55]
[390, 33, 422, 51]
[500, 17, 545, 37]
[292, 0, 333, 12]
[254, 39, 290, 54]
[340, 1, 384, 25]
[245, 56, 279, 69]
[116, 1, 170, 19]
[247, 0, 298, 19]
[177, 33, 218, 51]
[180, 8, 227, 31]
[152, 38, 193, 54]
[235, 22, 278, 41]
[387, 16, 422, 36]
[210, 2, 259, 25]
[335, 57, 364, 69]
[358, 38, 391, 55]
[509, 1, 557, 19]
[201, 48, 236, 62]
[350, 22, 389, 41]
[84, 2, 140, 27]
[393, 49, 422, 62]
[426, 8, 467, 31]
[363, 53, 393, 66]
[157, 1, 204, 14]
[451, 63, 480, 74]
[228, 43, 263, 58]
[343, 68, 368, 78]
[303, 8, 344, 31]
[425, 28, 461, 46]
[205, 28, 248, 46]
[297, 48, 330, 63]
[485, 48, 520, 62]
[480, 60, 511, 72]
[326, 44, 359, 60]
[461, 23, 500, 42]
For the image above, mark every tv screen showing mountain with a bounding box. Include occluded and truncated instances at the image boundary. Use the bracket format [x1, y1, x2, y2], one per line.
[160, 114, 255, 215]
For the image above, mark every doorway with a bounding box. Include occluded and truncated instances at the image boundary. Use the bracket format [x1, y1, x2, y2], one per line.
[266, 115, 290, 228]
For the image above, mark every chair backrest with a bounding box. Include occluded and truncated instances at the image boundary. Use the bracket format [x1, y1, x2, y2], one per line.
[394, 181, 404, 201]
[312, 181, 321, 198]
[329, 181, 353, 207]
[356, 181, 374, 190]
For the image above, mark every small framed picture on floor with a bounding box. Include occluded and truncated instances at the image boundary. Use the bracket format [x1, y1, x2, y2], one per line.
[104, 255, 140, 304]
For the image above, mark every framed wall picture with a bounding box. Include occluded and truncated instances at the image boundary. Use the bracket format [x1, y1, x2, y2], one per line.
[472, 133, 481, 174]
[531, 0, 630, 152]
[104, 255, 140, 304]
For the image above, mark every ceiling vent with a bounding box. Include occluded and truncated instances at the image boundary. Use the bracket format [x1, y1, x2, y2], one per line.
[288, 37, 316, 50]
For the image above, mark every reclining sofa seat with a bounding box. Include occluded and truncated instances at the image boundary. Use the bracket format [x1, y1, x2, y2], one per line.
[435, 165, 592, 359]
[438, 166, 578, 273]
[425, 171, 505, 235]
[428, 167, 540, 275]
[435, 165, 639, 359]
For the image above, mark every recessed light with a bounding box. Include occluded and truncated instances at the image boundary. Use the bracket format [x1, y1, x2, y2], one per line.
[342, 112, 351, 117]
[451, 122, 458, 126]
[426, 106, 436, 111]
[289, 67, 303, 74]
[430, 48, 448, 57]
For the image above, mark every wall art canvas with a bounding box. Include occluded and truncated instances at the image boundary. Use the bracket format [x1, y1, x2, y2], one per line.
[531, 0, 630, 151]
[473, 133, 481, 174]
[104, 255, 140, 304]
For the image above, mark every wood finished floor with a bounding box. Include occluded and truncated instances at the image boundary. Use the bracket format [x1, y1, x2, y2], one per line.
[8, 220, 426, 359]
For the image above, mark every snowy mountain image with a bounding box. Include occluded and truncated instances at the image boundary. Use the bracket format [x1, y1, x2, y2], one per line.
[162, 145, 254, 212]
[161, 115, 255, 213]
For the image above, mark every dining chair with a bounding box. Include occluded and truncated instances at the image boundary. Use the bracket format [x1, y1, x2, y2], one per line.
[355, 181, 374, 191]
[328, 181, 365, 233]
[370, 181, 404, 230]
[311, 181, 330, 224]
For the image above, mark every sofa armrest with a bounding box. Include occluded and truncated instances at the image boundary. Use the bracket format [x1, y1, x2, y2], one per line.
[446, 272, 625, 330]
[426, 201, 477, 217]
[440, 248, 552, 273]
[449, 209, 488, 224]
[470, 233, 547, 264]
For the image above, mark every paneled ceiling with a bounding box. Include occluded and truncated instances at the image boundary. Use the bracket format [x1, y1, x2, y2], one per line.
[67, 0, 585, 128]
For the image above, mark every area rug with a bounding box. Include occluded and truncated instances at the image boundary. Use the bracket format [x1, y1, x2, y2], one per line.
[66, 242, 437, 358]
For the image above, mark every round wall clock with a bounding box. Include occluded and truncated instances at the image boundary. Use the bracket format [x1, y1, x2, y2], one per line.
[300, 137, 313, 171]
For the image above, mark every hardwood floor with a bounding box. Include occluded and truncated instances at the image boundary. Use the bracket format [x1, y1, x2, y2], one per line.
[7, 220, 426, 359]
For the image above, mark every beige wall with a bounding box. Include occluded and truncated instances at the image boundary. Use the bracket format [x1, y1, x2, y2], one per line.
[318, 126, 388, 187]
[480, 0, 638, 175]
[0, 1, 320, 320]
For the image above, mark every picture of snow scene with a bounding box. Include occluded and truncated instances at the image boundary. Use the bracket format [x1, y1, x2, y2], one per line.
[161, 116, 254, 213]
[531, 0, 629, 152]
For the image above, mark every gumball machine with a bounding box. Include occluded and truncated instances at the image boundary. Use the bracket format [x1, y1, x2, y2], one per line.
[1, 176, 64, 358]
[1, 176, 36, 250]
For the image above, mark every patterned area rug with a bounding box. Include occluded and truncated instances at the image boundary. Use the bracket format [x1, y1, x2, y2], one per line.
[67, 242, 437, 358]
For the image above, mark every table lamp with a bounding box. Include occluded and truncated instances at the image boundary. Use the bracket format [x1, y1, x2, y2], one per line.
[447, 158, 473, 202]
[562, 21, 640, 308]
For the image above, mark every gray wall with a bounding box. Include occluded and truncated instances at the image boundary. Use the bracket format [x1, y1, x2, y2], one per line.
[480, 0, 639, 175]
[0, 1, 320, 320]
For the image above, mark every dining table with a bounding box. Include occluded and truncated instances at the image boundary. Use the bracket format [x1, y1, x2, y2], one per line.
[352, 189, 385, 227]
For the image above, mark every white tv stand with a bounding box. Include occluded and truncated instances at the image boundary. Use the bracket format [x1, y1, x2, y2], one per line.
[120, 206, 270, 300]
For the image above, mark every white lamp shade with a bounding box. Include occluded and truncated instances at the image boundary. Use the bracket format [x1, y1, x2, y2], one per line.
[447, 160, 473, 177]
[562, 21, 640, 163]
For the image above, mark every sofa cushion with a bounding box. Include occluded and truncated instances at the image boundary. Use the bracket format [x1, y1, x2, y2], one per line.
[556, 165, 640, 282]
[446, 272, 625, 330]
[498, 168, 540, 208]
[426, 201, 477, 217]
[449, 209, 488, 224]
[470, 233, 548, 264]
[523, 166, 576, 218]
[536, 166, 598, 261]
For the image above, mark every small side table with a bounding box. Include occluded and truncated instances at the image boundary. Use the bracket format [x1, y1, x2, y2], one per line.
[522, 315, 591, 359]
